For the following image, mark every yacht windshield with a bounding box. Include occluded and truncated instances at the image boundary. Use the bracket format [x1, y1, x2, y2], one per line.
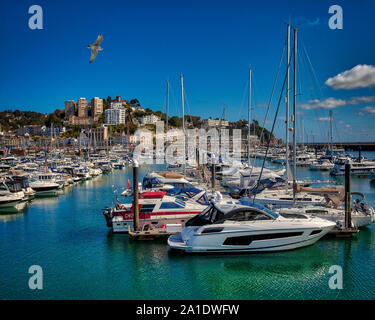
[175, 199, 186, 207]
[186, 205, 224, 226]
[224, 209, 274, 222]
[240, 200, 279, 219]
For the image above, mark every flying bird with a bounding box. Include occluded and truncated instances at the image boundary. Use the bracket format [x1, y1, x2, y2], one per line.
[87, 34, 103, 64]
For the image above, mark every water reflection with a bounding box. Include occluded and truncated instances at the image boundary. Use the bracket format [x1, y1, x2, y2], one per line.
[1, 160, 375, 299]
[0, 201, 33, 222]
[31, 196, 61, 208]
[0, 204, 31, 222]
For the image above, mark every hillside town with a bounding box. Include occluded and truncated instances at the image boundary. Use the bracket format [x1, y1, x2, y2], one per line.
[0, 95, 269, 156]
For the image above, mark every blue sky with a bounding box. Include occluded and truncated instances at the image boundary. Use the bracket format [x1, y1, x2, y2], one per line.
[0, 0, 375, 142]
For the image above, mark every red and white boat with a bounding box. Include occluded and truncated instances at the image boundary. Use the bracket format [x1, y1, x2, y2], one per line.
[102, 190, 207, 233]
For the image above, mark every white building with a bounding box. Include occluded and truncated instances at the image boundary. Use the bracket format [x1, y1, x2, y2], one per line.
[141, 114, 161, 125]
[202, 118, 229, 128]
[105, 106, 126, 125]
[110, 101, 123, 109]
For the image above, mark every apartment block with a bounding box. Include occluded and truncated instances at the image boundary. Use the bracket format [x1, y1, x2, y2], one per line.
[78, 98, 89, 117]
[91, 97, 103, 121]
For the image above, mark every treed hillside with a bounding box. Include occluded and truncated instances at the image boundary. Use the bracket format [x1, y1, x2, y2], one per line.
[0, 109, 66, 131]
[0, 102, 276, 143]
[0, 110, 45, 131]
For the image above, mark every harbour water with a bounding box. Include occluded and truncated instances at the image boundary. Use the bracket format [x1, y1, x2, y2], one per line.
[1, 154, 375, 300]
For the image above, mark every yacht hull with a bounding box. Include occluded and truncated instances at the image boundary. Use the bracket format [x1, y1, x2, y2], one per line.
[168, 225, 334, 253]
[31, 186, 59, 196]
[110, 214, 198, 233]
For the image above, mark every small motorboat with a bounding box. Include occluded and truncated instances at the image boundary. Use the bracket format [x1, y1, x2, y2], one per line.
[102, 190, 207, 233]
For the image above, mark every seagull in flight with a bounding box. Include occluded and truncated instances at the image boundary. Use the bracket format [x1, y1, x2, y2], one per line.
[87, 34, 103, 64]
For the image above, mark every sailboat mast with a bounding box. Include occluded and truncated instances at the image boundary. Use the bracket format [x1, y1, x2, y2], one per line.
[293, 28, 298, 204]
[165, 80, 169, 170]
[329, 110, 333, 155]
[181, 74, 185, 175]
[302, 119, 304, 150]
[248, 68, 251, 167]
[50, 122, 53, 152]
[285, 23, 290, 191]
[166, 80, 169, 133]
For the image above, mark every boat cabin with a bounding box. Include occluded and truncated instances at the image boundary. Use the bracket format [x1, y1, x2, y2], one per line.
[186, 202, 279, 227]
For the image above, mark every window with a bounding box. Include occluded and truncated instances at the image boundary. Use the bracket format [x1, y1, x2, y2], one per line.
[140, 204, 155, 213]
[279, 197, 312, 201]
[279, 213, 308, 219]
[226, 210, 272, 222]
[223, 231, 303, 246]
[201, 227, 224, 234]
[310, 230, 322, 236]
[160, 202, 184, 209]
[306, 210, 328, 214]
[174, 199, 186, 208]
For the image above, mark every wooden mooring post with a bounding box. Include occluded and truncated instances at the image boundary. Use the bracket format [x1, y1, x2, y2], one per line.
[133, 159, 139, 232]
[345, 162, 352, 229]
[329, 162, 359, 237]
[211, 163, 216, 189]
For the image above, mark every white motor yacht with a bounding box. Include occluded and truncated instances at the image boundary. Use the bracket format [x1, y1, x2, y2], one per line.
[9, 174, 36, 200]
[28, 173, 61, 196]
[143, 171, 193, 190]
[248, 188, 327, 208]
[277, 201, 375, 229]
[221, 166, 285, 188]
[330, 160, 375, 176]
[168, 197, 335, 253]
[309, 159, 334, 171]
[0, 181, 25, 210]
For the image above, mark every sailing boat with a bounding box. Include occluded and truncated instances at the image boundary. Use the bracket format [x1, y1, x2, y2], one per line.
[221, 68, 285, 188]
[309, 111, 334, 170]
[250, 26, 329, 208]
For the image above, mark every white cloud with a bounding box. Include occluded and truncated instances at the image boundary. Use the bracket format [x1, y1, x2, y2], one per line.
[313, 117, 330, 121]
[362, 106, 375, 114]
[348, 96, 375, 104]
[325, 65, 375, 90]
[300, 98, 346, 110]
[300, 96, 375, 110]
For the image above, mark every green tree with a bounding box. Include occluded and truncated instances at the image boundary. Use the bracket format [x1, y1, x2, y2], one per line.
[130, 99, 140, 107]
[169, 116, 182, 127]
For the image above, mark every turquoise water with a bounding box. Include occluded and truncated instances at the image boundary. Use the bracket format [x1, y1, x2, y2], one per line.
[1, 156, 375, 300]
